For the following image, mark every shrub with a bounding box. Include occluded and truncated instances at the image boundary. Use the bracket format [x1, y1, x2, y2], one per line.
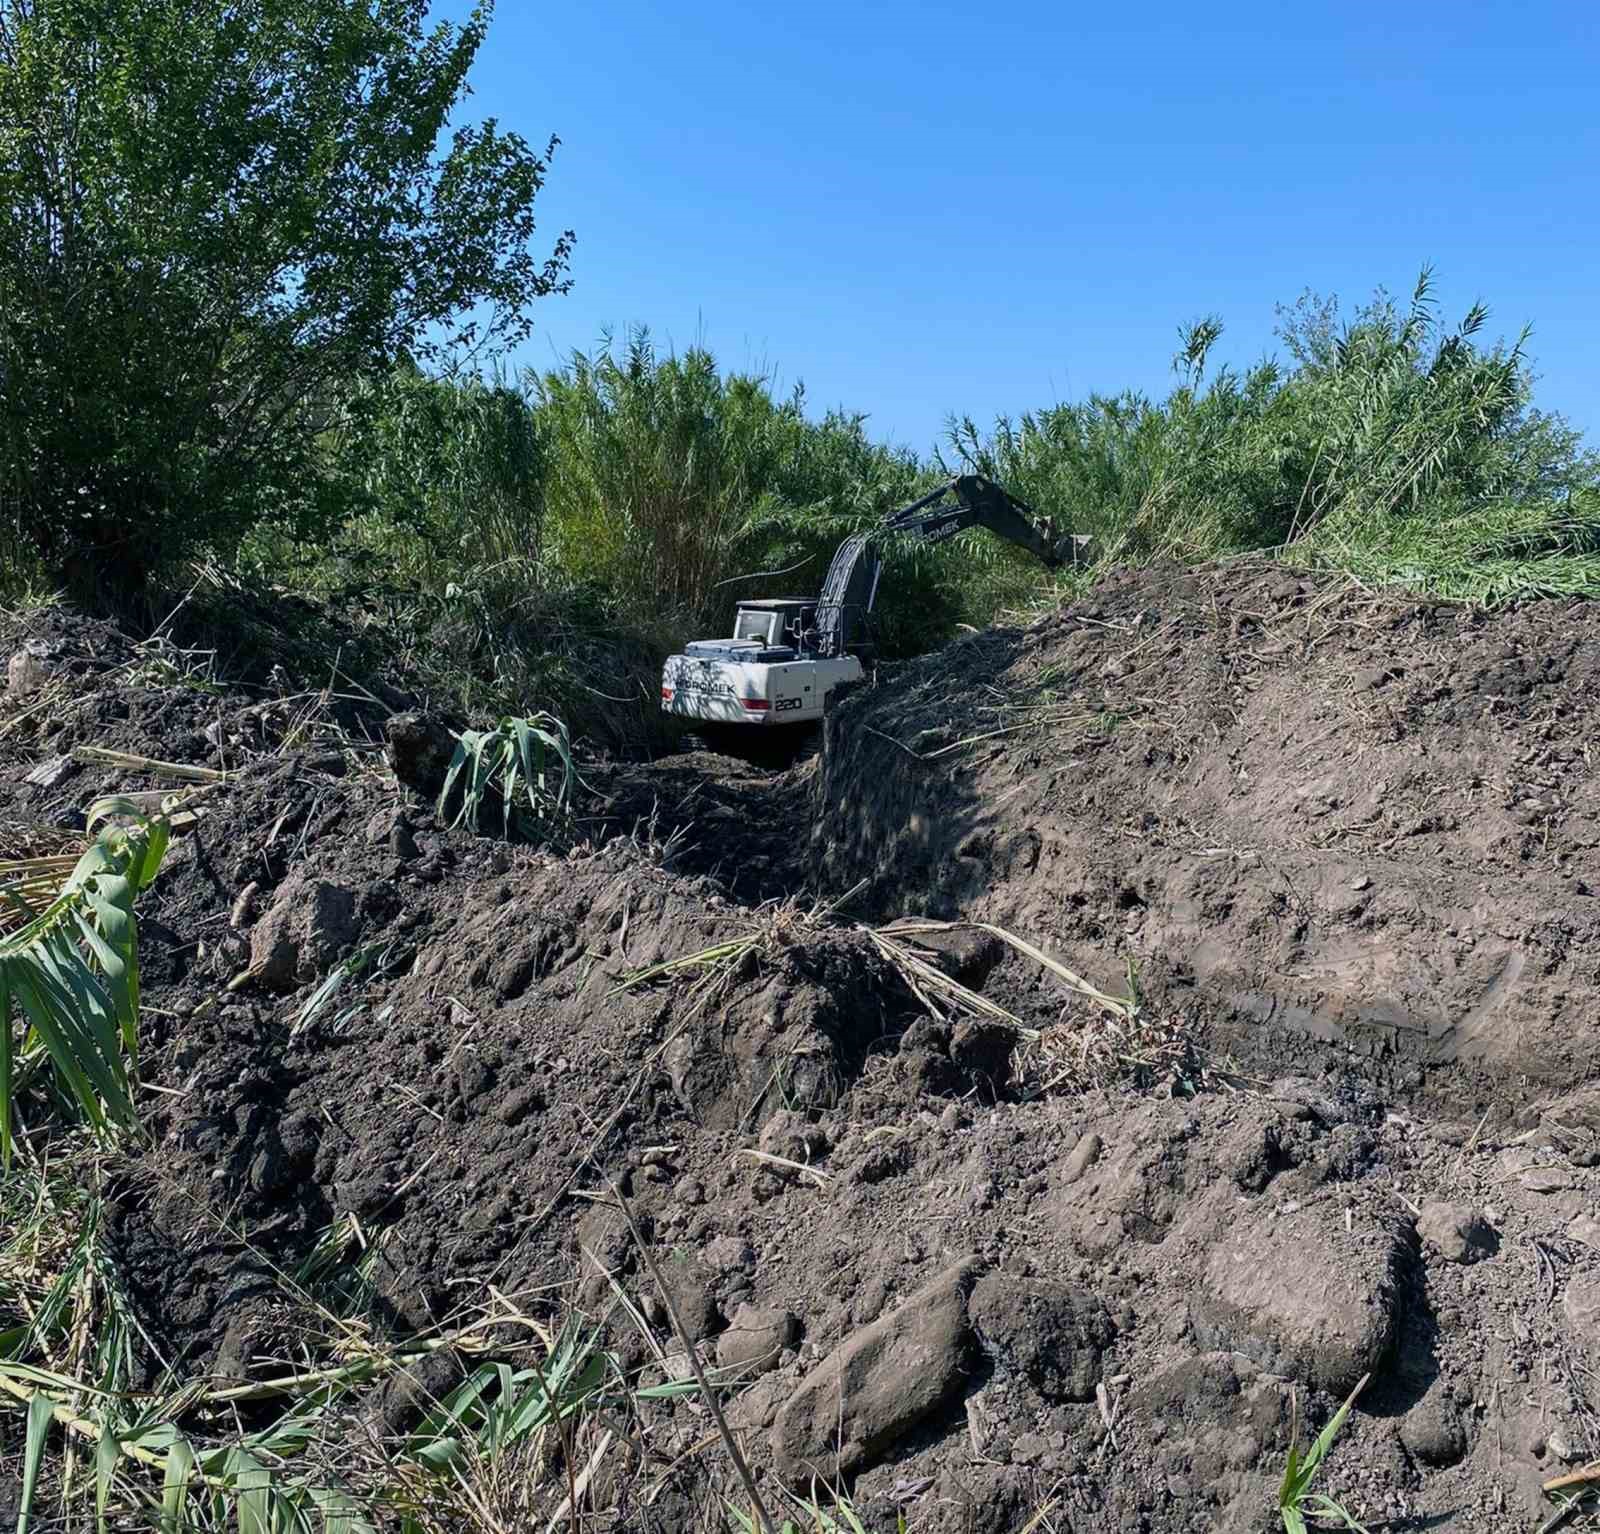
[946, 271, 1600, 604]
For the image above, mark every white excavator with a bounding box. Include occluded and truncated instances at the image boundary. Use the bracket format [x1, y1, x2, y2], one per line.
[660, 475, 1080, 733]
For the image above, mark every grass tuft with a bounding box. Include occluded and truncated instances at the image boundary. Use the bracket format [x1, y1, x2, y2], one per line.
[1278, 1373, 1371, 1534]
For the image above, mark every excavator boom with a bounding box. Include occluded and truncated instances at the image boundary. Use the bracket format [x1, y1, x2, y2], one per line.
[815, 475, 1071, 658]
[887, 474, 1066, 563]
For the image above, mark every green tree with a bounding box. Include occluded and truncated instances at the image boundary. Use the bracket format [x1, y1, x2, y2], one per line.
[0, 0, 570, 600]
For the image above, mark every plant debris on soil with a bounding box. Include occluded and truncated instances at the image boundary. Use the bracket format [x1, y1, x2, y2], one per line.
[5, 557, 1600, 1532]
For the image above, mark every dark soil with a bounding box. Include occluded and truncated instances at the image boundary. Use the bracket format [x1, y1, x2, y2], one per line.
[5, 560, 1600, 1533]
[818, 558, 1600, 1110]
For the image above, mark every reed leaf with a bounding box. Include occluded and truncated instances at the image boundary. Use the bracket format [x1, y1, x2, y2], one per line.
[0, 799, 170, 1162]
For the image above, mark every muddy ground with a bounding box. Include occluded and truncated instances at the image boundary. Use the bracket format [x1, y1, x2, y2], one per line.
[4, 558, 1600, 1532]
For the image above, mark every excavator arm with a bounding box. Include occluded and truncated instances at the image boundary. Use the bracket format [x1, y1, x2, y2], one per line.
[883, 474, 1071, 567]
[813, 475, 1076, 659]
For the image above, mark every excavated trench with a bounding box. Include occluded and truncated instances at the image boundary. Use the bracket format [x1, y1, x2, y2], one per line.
[4, 558, 1600, 1532]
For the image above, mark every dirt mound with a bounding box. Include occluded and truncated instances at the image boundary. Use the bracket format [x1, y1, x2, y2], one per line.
[818, 556, 1600, 1112]
[6, 570, 1600, 1532]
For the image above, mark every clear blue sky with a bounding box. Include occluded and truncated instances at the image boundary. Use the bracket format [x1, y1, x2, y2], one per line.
[441, 0, 1598, 458]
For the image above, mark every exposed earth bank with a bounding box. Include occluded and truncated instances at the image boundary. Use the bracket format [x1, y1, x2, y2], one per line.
[4, 558, 1599, 1533]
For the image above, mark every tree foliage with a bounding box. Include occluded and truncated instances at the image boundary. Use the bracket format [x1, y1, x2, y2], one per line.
[946, 270, 1600, 603]
[0, 0, 570, 597]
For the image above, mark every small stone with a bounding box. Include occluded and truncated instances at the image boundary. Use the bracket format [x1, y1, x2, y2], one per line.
[373, 1350, 467, 1436]
[494, 1085, 544, 1127]
[22, 755, 73, 789]
[248, 877, 358, 991]
[1062, 1132, 1102, 1184]
[364, 802, 412, 850]
[659, 1350, 697, 1384]
[384, 711, 459, 797]
[1416, 1202, 1497, 1265]
[759, 1110, 829, 1165]
[1013, 1431, 1048, 1465]
[657, 1256, 719, 1341]
[1548, 1426, 1578, 1464]
[1351, 875, 1372, 891]
[675, 1177, 706, 1206]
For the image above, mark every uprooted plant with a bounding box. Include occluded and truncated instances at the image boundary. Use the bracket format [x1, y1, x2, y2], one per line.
[436, 713, 579, 842]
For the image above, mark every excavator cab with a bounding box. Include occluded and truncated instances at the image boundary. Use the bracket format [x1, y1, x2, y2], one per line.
[688, 600, 816, 662]
[730, 601, 814, 651]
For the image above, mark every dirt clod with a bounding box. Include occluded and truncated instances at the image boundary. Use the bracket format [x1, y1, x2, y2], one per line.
[969, 1274, 1114, 1402]
[1190, 1203, 1406, 1393]
[716, 1304, 798, 1373]
[384, 709, 458, 796]
[248, 875, 358, 990]
[1400, 1389, 1468, 1468]
[771, 1256, 983, 1484]
[1416, 1201, 1497, 1265]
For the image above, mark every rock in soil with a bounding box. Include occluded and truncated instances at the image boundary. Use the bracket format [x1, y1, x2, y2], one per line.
[1416, 1200, 1498, 1264]
[771, 1257, 983, 1483]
